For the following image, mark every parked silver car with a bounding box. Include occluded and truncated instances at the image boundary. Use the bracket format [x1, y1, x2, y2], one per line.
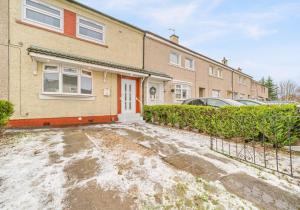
[182, 98, 244, 108]
[236, 99, 266, 106]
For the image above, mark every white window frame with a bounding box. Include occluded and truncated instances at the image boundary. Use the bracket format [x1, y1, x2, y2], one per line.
[80, 70, 93, 95]
[169, 52, 181, 66]
[22, 0, 64, 32]
[42, 64, 93, 96]
[209, 66, 214, 76]
[76, 15, 105, 44]
[217, 69, 223, 78]
[42, 64, 60, 94]
[208, 66, 223, 78]
[174, 83, 191, 101]
[212, 89, 221, 98]
[62, 66, 80, 95]
[239, 76, 247, 85]
[185, 58, 195, 70]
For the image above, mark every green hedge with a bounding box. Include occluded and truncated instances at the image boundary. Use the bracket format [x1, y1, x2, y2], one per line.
[144, 104, 300, 146]
[0, 100, 14, 128]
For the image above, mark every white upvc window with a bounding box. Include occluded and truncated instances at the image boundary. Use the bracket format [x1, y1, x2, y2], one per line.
[239, 76, 247, 85]
[209, 66, 214, 76]
[81, 70, 93, 95]
[23, 0, 63, 32]
[43, 64, 93, 96]
[77, 16, 105, 44]
[212, 89, 221, 98]
[185, 58, 194, 70]
[62, 67, 80, 94]
[175, 83, 191, 101]
[209, 66, 223, 78]
[43, 65, 60, 93]
[170, 52, 181, 66]
[217, 69, 223, 78]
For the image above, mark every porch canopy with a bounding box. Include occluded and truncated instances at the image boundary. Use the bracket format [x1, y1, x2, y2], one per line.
[27, 46, 172, 80]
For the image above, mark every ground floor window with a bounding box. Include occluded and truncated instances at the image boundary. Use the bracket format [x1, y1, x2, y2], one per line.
[175, 83, 191, 101]
[212, 89, 221, 98]
[43, 64, 92, 95]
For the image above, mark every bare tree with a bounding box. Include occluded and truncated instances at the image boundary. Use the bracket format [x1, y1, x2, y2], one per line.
[278, 80, 297, 101]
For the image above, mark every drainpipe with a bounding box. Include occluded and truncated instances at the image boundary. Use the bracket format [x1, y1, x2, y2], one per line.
[142, 32, 145, 70]
[141, 32, 146, 114]
[231, 70, 234, 99]
[141, 76, 149, 115]
[8, 0, 10, 101]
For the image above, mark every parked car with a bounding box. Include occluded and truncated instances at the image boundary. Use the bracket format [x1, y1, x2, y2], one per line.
[236, 99, 266, 106]
[182, 98, 244, 108]
[264, 101, 297, 105]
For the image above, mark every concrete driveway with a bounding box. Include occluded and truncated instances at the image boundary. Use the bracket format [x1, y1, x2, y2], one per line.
[1, 123, 300, 210]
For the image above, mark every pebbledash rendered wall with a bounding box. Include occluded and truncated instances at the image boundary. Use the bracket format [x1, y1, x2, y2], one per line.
[7, 0, 144, 124]
[0, 0, 9, 100]
[144, 34, 268, 104]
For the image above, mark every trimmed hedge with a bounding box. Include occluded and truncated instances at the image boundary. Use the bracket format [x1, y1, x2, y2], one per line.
[144, 104, 300, 146]
[0, 100, 14, 128]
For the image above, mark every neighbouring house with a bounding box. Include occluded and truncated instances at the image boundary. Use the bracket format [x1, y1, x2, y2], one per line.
[143, 32, 268, 105]
[0, 0, 267, 128]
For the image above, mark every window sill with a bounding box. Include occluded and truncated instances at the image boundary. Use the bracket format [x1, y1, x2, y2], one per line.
[39, 93, 96, 101]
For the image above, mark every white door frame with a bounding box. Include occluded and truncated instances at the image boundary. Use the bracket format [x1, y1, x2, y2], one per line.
[121, 79, 136, 114]
[147, 79, 164, 105]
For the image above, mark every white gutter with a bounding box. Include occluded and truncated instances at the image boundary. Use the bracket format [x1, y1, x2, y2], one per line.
[29, 52, 149, 77]
[150, 75, 172, 81]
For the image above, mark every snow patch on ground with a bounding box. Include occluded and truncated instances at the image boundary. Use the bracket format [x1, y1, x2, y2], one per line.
[85, 133, 258, 209]
[111, 123, 300, 194]
[0, 132, 66, 210]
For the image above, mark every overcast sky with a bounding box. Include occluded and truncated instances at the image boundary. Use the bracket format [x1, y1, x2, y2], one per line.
[77, 0, 300, 84]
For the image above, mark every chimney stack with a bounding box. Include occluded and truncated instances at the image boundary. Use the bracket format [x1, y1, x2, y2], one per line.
[170, 34, 179, 44]
[222, 57, 228, 65]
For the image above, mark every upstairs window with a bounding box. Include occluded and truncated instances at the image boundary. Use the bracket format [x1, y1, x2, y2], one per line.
[23, 0, 63, 31]
[209, 66, 214, 76]
[239, 76, 247, 85]
[185, 58, 194, 70]
[209, 66, 223, 78]
[77, 16, 105, 43]
[170, 52, 180, 66]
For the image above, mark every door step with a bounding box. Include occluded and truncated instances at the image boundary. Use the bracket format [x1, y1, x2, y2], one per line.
[118, 113, 144, 123]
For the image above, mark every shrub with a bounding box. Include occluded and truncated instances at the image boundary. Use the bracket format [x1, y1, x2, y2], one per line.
[0, 100, 14, 129]
[144, 104, 300, 147]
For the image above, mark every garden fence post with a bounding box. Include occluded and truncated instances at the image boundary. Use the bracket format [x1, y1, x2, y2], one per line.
[263, 133, 267, 168]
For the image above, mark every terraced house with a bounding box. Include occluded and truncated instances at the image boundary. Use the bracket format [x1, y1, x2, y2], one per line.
[0, 0, 171, 127]
[144, 32, 268, 105]
[0, 0, 267, 127]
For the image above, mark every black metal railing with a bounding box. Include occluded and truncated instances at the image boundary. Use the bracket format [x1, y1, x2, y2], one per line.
[210, 116, 300, 179]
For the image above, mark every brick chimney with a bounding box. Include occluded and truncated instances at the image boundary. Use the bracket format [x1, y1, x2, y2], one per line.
[170, 34, 179, 44]
[222, 57, 228, 65]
